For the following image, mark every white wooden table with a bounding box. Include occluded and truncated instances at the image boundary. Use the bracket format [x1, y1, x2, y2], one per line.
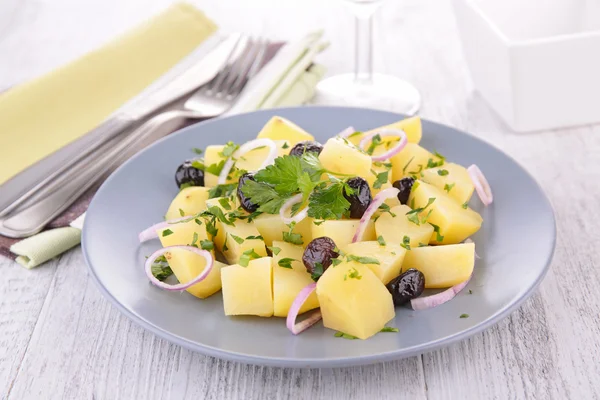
[1, 0, 599, 398]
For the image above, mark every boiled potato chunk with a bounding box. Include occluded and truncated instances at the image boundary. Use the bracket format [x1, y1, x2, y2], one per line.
[375, 204, 434, 247]
[402, 243, 475, 288]
[252, 213, 313, 246]
[319, 137, 372, 181]
[271, 241, 319, 317]
[158, 219, 211, 251]
[203, 145, 230, 187]
[421, 163, 474, 205]
[341, 241, 406, 284]
[390, 143, 443, 181]
[221, 257, 274, 317]
[256, 116, 314, 145]
[311, 219, 376, 249]
[409, 181, 482, 244]
[347, 116, 422, 146]
[165, 186, 211, 220]
[212, 220, 267, 264]
[317, 263, 395, 339]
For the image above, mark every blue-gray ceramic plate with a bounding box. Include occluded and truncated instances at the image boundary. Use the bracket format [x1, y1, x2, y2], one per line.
[82, 106, 555, 368]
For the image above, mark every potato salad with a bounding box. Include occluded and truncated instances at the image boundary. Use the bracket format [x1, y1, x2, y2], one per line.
[138, 116, 493, 340]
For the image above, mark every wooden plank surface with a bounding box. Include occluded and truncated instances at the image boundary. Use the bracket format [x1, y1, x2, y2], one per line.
[1, 0, 599, 398]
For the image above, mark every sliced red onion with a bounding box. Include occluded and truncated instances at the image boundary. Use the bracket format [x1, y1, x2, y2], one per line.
[286, 282, 322, 335]
[358, 128, 408, 162]
[352, 187, 400, 243]
[411, 274, 472, 311]
[144, 246, 213, 291]
[218, 138, 278, 184]
[336, 126, 355, 138]
[138, 216, 190, 243]
[280, 193, 308, 225]
[467, 164, 493, 206]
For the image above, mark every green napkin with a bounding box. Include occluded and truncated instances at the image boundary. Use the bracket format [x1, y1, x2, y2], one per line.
[10, 33, 327, 269]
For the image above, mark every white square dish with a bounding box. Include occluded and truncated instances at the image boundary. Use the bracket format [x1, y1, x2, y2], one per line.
[452, 0, 600, 132]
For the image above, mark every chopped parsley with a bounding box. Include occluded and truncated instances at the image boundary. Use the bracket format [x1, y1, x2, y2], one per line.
[208, 183, 237, 199]
[468, 289, 473, 294]
[222, 235, 229, 251]
[460, 313, 469, 319]
[380, 327, 399, 333]
[366, 134, 383, 155]
[194, 218, 202, 226]
[179, 182, 194, 191]
[268, 246, 281, 256]
[218, 198, 232, 210]
[400, 236, 411, 250]
[190, 232, 199, 246]
[311, 262, 324, 281]
[199, 239, 214, 251]
[348, 131, 363, 138]
[308, 179, 352, 220]
[347, 267, 362, 280]
[192, 147, 203, 155]
[406, 197, 435, 225]
[373, 170, 389, 189]
[402, 156, 416, 175]
[377, 235, 386, 246]
[179, 208, 185, 217]
[150, 255, 173, 281]
[277, 258, 296, 269]
[313, 220, 325, 226]
[462, 202, 469, 209]
[246, 235, 263, 240]
[334, 331, 358, 339]
[218, 141, 240, 158]
[418, 242, 427, 247]
[204, 160, 226, 176]
[191, 160, 205, 171]
[161, 229, 174, 237]
[444, 183, 455, 193]
[437, 169, 449, 176]
[331, 258, 342, 267]
[378, 203, 396, 217]
[346, 255, 380, 265]
[230, 234, 244, 244]
[430, 223, 444, 242]
[283, 222, 303, 245]
[282, 142, 290, 149]
[238, 249, 261, 267]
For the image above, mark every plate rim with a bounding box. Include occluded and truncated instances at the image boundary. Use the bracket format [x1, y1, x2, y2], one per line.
[82, 105, 557, 368]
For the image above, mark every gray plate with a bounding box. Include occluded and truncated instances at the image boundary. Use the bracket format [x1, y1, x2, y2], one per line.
[82, 106, 556, 368]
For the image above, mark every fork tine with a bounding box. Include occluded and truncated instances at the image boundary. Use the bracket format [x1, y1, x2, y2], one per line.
[227, 38, 269, 98]
[204, 34, 247, 93]
[214, 38, 257, 96]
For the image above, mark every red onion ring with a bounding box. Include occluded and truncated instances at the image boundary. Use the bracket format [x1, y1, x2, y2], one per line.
[467, 164, 493, 206]
[144, 245, 214, 291]
[138, 216, 190, 243]
[280, 193, 308, 225]
[352, 187, 400, 243]
[411, 274, 472, 310]
[358, 128, 408, 162]
[336, 126, 355, 138]
[218, 138, 278, 184]
[286, 282, 322, 335]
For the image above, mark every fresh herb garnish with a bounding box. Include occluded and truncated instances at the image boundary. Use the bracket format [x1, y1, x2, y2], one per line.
[230, 234, 244, 244]
[191, 160, 205, 171]
[468, 289, 473, 294]
[311, 262, 324, 281]
[331, 258, 342, 267]
[402, 156, 415, 175]
[380, 327, 399, 333]
[460, 313, 469, 319]
[405, 197, 436, 225]
[308, 179, 352, 220]
[378, 203, 396, 217]
[246, 235, 263, 240]
[373, 170, 389, 189]
[192, 147, 203, 155]
[238, 249, 261, 267]
[334, 331, 358, 340]
[268, 246, 281, 256]
[162, 229, 174, 237]
[277, 258, 296, 269]
[199, 240, 214, 251]
[218, 198, 232, 211]
[194, 218, 202, 226]
[377, 235, 386, 246]
[218, 141, 240, 158]
[204, 160, 226, 176]
[346, 255, 380, 265]
[418, 242, 427, 247]
[282, 222, 303, 245]
[400, 236, 411, 250]
[313, 220, 325, 226]
[348, 131, 363, 138]
[346, 267, 363, 280]
[190, 232, 199, 246]
[222, 235, 229, 251]
[430, 223, 444, 242]
[462, 202, 469, 209]
[150, 255, 173, 281]
[444, 183, 455, 193]
[179, 182, 194, 191]
[437, 169, 449, 176]
[179, 208, 185, 217]
[366, 134, 383, 155]
[208, 183, 237, 199]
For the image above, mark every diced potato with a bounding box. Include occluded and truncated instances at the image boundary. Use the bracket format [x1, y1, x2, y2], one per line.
[252, 213, 313, 246]
[319, 137, 372, 180]
[256, 116, 314, 145]
[203, 141, 289, 187]
[348, 116, 423, 146]
[375, 204, 434, 247]
[390, 143, 443, 181]
[165, 186, 211, 220]
[158, 220, 222, 299]
[271, 241, 319, 317]
[420, 163, 474, 205]
[409, 181, 482, 244]
[402, 243, 475, 288]
[205, 196, 238, 214]
[311, 219, 376, 249]
[221, 257, 274, 317]
[316, 263, 395, 339]
[341, 241, 406, 284]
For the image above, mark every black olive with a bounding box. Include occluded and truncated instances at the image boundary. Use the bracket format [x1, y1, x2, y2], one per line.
[386, 268, 425, 306]
[343, 177, 372, 218]
[175, 160, 204, 188]
[289, 141, 324, 157]
[237, 173, 259, 213]
[302, 237, 339, 280]
[392, 177, 415, 205]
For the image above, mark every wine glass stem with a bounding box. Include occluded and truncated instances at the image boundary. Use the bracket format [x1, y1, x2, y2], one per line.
[354, 14, 374, 84]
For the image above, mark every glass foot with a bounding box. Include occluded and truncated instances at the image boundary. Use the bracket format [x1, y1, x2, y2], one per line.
[313, 73, 421, 115]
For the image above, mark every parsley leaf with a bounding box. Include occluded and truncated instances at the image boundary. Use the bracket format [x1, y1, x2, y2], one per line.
[437, 169, 449, 176]
[348, 131, 363, 138]
[199, 240, 214, 251]
[402, 156, 415, 175]
[246, 235, 263, 240]
[377, 235, 386, 246]
[179, 182, 194, 191]
[208, 183, 237, 199]
[346, 255, 380, 265]
[400, 236, 411, 250]
[460, 313, 469, 319]
[150, 255, 173, 281]
[222, 235, 229, 251]
[366, 134, 383, 155]
[378, 203, 396, 217]
[278, 258, 296, 269]
[230, 234, 244, 244]
[313, 220, 325, 226]
[430, 223, 444, 242]
[334, 331, 358, 339]
[380, 327, 399, 333]
[283, 231, 303, 245]
[238, 249, 261, 267]
[282, 142, 290, 149]
[190, 232, 199, 246]
[346, 267, 363, 279]
[308, 180, 351, 220]
[204, 160, 226, 176]
[405, 197, 436, 225]
[192, 147, 203, 155]
[462, 202, 469, 209]
[373, 170, 389, 189]
[311, 262, 324, 281]
[268, 246, 281, 255]
[218, 141, 240, 158]
[191, 160, 205, 171]
[240, 179, 287, 214]
[162, 229, 174, 237]
[179, 208, 185, 217]
[331, 258, 342, 267]
[255, 155, 304, 194]
[218, 198, 232, 210]
[444, 183, 455, 193]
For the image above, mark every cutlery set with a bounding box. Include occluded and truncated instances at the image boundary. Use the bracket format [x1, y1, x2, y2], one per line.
[0, 34, 270, 239]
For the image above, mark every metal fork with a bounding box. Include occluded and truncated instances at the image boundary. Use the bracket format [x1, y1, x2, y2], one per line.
[0, 37, 270, 238]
